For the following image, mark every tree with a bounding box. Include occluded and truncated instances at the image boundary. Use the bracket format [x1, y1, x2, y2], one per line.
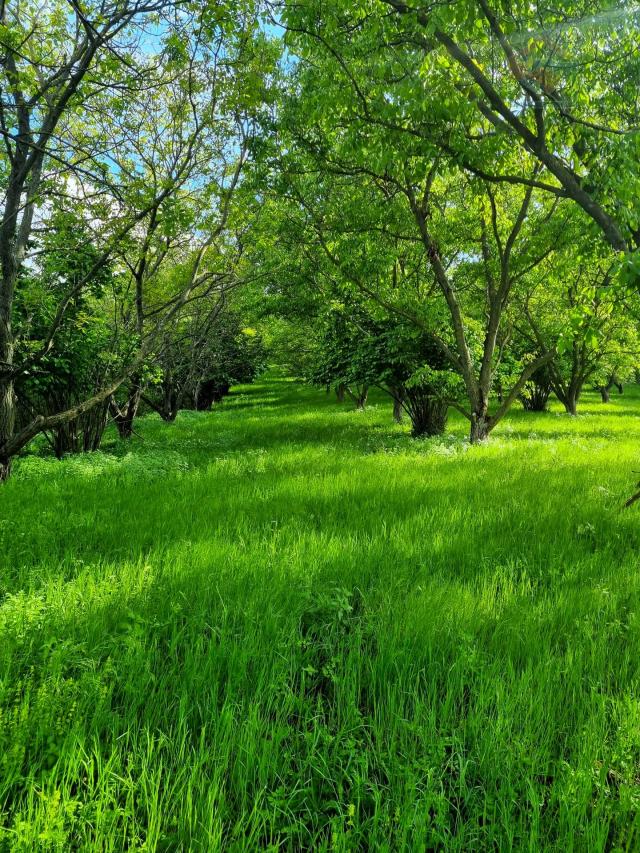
[271, 138, 562, 439]
[0, 0, 189, 477]
[520, 256, 640, 414]
[0, 0, 274, 477]
[146, 303, 265, 420]
[263, 15, 592, 441]
[280, 0, 640, 256]
[311, 309, 372, 410]
[380, 0, 640, 255]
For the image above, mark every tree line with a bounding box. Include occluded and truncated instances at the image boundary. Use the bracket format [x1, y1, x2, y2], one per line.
[1, 0, 639, 478]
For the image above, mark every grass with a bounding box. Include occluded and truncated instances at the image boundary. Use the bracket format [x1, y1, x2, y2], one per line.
[1, 375, 640, 851]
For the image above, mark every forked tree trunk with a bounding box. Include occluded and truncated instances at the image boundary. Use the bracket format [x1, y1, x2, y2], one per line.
[115, 409, 137, 439]
[553, 382, 580, 416]
[160, 383, 180, 421]
[111, 376, 142, 438]
[160, 390, 179, 422]
[50, 401, 109, 457]
[599, 375, 623, 401]
[408, 396, 448, 437]
[160, 377, 180, 422]
[520, 377, 552, 412]
[82, 402, 109, 451]
[346, 385, 368, 410]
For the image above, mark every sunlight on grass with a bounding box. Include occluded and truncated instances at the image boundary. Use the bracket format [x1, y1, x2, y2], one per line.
[1, 377, 640, 849]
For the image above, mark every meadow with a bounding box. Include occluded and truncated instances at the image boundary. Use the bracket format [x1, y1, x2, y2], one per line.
[1, 375, 640, 851]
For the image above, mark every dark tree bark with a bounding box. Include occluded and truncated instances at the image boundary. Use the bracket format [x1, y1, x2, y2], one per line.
[520, 375, 552, 411]
[0, 375, 15, 481]
[390, 386, 404, 423]
[598, 375, 623, 403]
[50, 401, 110, 457]
[141, 380, 181, 422]
[347, 385, 368, 410]
[111, 377, 143, 438]
[549, 362, 584, 414]
[406, 393, 448, 437]
[160, 382, 180, 422]
[194, 380, 230, 411]
[555, 387, 579, 416]
[470, 413, 491, 442]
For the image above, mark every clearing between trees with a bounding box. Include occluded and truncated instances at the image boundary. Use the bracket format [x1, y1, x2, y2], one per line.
[1, 375, 640, 850]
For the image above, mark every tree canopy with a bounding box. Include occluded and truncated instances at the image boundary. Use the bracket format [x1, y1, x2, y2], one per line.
[0, 0, 639, 470]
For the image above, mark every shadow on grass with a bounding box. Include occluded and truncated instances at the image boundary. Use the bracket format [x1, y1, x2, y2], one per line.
[2, 374, 639, 592]
[2, 378, 640, 848]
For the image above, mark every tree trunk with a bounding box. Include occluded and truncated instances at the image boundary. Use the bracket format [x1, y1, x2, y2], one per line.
[335, 383, 346, 403]
[600, 376, 622, 402]
[408, 396, 448, 437]
[387, 384, 405, 422]
[470, 413, 490, 443]
[0, 280, 16, 480]
[117, 410, 134, 437]
[160, 378, 179, 422]
[0, 376, 15, 481]
[355, 387, 368, 410]
[345, 384, 368, 409]
[195, 379, 229, 411]
[50, 401, 109, 457]
[520, 377, 552, 412]
[111, 377, 142, 438]
[553, 381, 580, 416]
[563, 382, 581, 415]
[83, 402, 109, 451]
[0, 457, 10, 481]
[392, 393, 404, 423]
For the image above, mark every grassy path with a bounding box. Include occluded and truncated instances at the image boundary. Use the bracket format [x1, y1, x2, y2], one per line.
[1, 376, 640, 850]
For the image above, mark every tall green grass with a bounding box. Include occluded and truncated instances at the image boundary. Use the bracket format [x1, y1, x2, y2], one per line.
[1, 376, 640, 850]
